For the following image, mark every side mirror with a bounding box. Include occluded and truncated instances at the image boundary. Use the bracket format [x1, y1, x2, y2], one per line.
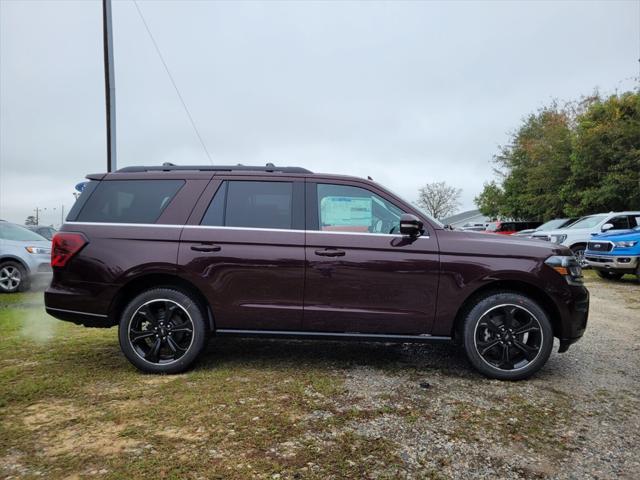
[601, 223, 614, 232]
[399, 213, 423, 237]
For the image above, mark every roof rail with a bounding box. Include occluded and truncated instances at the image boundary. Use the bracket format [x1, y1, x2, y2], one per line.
[116, 164, 313, 174]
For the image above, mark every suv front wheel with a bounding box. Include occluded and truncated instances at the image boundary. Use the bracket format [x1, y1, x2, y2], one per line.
[462, 292, 554, 380]
[118, 288, 208, 374]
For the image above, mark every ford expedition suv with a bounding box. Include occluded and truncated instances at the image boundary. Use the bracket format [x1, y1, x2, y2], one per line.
[45, 165, 589, 380]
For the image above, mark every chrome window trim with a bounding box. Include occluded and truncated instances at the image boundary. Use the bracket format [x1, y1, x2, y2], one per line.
[63, 222, 431, 239]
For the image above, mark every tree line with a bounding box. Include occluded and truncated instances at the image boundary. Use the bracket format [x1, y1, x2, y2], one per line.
[474, 91, 640, 221]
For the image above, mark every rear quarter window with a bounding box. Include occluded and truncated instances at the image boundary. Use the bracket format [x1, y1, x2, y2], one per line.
[75, 180, 184, 224]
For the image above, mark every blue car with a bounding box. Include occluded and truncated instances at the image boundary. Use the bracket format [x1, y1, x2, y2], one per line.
[585, 226, 640, 280]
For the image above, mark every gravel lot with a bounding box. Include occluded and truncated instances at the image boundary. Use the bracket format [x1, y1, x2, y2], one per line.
[1, 273, 639, 479]
[315, 273, 640, 479]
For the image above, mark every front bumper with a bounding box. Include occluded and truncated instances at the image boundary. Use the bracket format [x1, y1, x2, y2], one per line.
[585, 254, 639, 270]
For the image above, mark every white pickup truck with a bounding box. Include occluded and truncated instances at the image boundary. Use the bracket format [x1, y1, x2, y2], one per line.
[531, 211, 640, 264]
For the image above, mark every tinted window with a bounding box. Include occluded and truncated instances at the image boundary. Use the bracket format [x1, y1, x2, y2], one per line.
[317, 184, 404, 234]
[76, 180, 184, 224]
[609, 216, 630, 230]
[202, 181, 293, 230]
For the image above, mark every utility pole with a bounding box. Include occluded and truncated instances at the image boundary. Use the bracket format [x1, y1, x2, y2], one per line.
[33, 208, 40, 226]
[102, 0, 117, 172]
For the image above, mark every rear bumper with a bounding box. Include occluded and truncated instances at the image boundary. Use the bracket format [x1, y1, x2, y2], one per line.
[585, 254, 639, 271]
[44, 282, 117, 328]
[45, 306, 111, 327]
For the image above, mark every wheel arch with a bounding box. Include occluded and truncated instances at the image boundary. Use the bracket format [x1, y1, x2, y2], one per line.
[108, 273, 214, 331]
[0, 255, 29, 273]
[569, 242, 587, 251]
[451, 279, 562, 342]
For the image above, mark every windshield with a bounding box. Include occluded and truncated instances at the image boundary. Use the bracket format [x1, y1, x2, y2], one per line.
[536, 219, 566, 231]
[568, 215, 607, 229]
[486, 222, 499, 232]
[0, 223, 48, 241]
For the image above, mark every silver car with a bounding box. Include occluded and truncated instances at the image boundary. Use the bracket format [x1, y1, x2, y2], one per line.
[0, 222, 52, 293]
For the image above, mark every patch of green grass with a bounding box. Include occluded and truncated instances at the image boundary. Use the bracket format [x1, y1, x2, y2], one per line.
[1, 293, 407, 479]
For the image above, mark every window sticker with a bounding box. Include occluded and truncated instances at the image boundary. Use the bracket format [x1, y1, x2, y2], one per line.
[320, 196, 372, 232]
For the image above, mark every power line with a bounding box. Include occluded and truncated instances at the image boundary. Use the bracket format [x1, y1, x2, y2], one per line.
[132, 0, 213, 165]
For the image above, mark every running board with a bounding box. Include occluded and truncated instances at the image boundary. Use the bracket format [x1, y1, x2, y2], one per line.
[214, 329, 452, 343]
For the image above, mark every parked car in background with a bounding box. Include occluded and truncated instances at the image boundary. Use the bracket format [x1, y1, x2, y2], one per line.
[27, 225, 57, 240]
[0, 222, 52, 293]
[585, 226, 640, 280]
[460, 223, 487, 232]
[513, 218, 580, 237]
[532, 212, 640, 265]
[45, 164, 589, 380]
[485, 221, 543, 235]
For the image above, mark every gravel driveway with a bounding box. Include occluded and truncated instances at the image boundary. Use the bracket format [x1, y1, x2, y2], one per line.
[295, 275, 640, 479]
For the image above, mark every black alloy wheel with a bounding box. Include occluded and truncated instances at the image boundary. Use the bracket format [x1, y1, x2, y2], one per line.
[463, 291, 554, 380]
[119, 288, 207, 374]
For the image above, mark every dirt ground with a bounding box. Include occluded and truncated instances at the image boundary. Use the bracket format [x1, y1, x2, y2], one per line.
[1, 273, 639, 479]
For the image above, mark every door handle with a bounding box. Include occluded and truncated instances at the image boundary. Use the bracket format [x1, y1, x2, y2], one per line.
[190, 244, 222, 252]
[314, 248, 345, 257]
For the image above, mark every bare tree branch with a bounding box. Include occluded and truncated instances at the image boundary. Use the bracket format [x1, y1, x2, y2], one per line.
[417, 182, 462, 220]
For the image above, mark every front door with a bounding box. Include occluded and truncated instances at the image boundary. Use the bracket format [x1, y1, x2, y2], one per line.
[179, 179, 306, 331]
[304, 181, 440, 335]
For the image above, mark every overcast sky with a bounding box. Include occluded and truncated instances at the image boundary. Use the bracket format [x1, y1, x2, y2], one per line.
[0, 0, 638, 226]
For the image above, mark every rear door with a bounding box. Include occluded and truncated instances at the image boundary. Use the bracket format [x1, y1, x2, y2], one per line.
[303, 180, 440, 335]
[179, 177, 306, 331]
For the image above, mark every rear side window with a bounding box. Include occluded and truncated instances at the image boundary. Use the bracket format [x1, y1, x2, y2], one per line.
[202, 181, 293, 230]
[76, 180, 184, 224]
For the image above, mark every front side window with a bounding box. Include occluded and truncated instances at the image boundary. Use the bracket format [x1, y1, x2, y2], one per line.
[202, 181, 293, 230]
[609, 216, 630, 230]
[317, 184, 404, 234]
[76, 180, 184, 224]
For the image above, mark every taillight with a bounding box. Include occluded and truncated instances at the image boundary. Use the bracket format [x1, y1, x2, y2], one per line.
[51, 233, 87, 268]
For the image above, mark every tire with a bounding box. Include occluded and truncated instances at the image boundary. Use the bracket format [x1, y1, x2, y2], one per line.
[0, 261, 28, 293]
[570, 244, 587, 267]
[462, 291, 554, 381]
[595, 270, 624, 281]
[118, 288, 208, 374]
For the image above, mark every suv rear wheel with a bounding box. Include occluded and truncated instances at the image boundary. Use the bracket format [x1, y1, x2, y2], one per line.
[118, 288, 207, 374]
[462, 292, 553, 380]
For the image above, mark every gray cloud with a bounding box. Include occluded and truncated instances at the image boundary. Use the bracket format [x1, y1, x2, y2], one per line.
[1, 0, 637, 225]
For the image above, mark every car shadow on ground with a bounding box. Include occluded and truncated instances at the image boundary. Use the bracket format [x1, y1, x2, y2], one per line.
[196, 337, 476, 378]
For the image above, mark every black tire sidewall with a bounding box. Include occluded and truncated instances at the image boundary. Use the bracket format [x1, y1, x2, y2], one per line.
[462, 292, 554, 381]
[0, 261, 27, 293]
[596, 270, 623, 280]
[118, 288, 207, 374]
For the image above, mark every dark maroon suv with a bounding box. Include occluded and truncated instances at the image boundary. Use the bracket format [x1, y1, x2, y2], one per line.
[44, 165, 589, 380]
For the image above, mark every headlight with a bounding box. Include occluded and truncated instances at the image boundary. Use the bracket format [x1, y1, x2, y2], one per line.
[25, 246, 51, 254]
[549, 234, 567, 244]
[614, 240, 637, 248]
[545, 255, 583, 285]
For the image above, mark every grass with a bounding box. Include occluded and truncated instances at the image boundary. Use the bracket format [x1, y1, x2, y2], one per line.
[0, 292, 406, 479]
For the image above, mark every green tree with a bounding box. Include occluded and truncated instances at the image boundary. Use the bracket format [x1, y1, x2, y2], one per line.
[562, 92, 640, 216]
[475, 181, 504, 219]
[25, 215, 37, 226]
[492, 104, 574, 220]
[475, 90, 640, 220]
